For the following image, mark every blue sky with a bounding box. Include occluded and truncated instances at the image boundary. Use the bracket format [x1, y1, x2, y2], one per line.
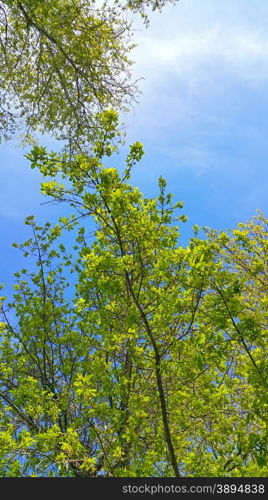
[1, 0, 268, 294]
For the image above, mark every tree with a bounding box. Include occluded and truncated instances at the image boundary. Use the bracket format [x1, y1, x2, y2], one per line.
[205, 215, 268, 474]
[0, 0, 136, 149]
[0, 0, 179, 150]
[0, 116, 267, 476]
[0, 0, 266, 479]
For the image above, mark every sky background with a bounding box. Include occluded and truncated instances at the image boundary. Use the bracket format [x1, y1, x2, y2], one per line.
[1, 0, 268, 295]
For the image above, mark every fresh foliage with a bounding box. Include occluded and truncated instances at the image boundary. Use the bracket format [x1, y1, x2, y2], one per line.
[0, 118, 267, 476]
[0, 0, 266, 479]
[0, 0, 179, 148]
[0, 0, 136, 148]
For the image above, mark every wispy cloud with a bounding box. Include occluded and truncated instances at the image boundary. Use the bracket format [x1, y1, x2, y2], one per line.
[126, 6, 268, 152]
[134, 27, 268, 88]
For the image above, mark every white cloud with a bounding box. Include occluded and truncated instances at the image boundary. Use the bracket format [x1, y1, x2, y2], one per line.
[124, 3, 268, 143]
[134, 27, 268, 87]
